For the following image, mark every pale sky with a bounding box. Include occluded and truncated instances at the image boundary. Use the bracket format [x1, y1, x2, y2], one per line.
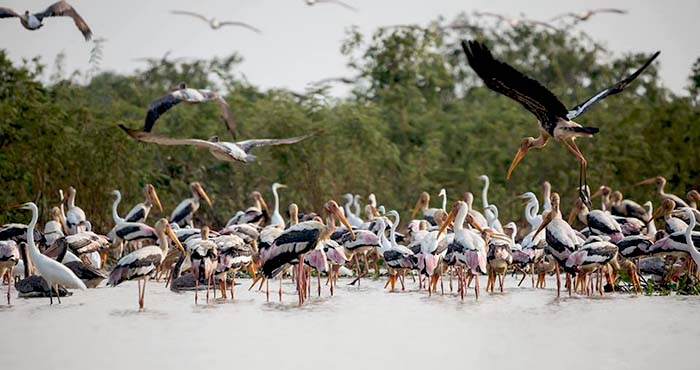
[1, 0, 699, 94]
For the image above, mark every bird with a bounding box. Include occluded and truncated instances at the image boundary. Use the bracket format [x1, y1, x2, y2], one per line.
[214, 234, 253, 300]
[107, 218, 185, 310]
[461, 40, 660, 207]
[188, 226, 218, 305]
[226, 191, 270, 226]
[637, 176, 690, 208]
[119, 125, 312, 164]
[63, 186, 88, 235]
[170, 182, 212, 228]
[462, 192, 489, 228]
[652, 199, 689, 234]
[478, 175, 503, 232]
[0, 1, 92, 40]
[411, 191, 445, 226]
[566, 239, 618, 296]
[124, 184, 163, 223]
[43, 207, 65, 246]
[304, 0, 357, 12]
[0, 240, 20, 304]
[12, 202, 86, 304]
[607, 190, 650, 223]
[343, 193, 364, 228]
[270, 183, 288, 227]
[170, 10, 261, 33]
[550, 8, 628, 23]
[648, 208, 700, 273]
[373, 216, 414, 292]
[568, 198, 624, 243]
[141, 83, 237, 137]
[472, 11, 558, 30]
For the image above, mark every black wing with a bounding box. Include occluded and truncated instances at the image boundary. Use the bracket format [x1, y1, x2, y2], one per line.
[462, 40, 568, 125]
[567, 51, 660, 120]
[35, 1, 92, 40]
[143, 93, 183, 132]
[0, 7, 20, 18]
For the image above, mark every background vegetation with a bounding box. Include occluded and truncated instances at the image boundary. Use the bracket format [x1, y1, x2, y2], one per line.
[1, 15, 698, 232]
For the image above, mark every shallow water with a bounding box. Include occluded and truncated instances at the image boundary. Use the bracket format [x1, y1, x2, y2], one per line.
[1, 276, 698, 370]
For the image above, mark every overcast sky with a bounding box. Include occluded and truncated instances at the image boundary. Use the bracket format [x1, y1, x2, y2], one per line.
[2, 0, 699, 94]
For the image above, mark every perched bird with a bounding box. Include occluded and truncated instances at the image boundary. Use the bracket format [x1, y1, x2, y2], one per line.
[461, 40, 660, 206]
[119, 125, 312, 164]
[170, 10, 261, 33]
[550, 8, 627, 23]
[304, 0, 357, 12]
[170, 182, 213, 228]
[0, 1, 92, 40]
[140, 83, 236, 137]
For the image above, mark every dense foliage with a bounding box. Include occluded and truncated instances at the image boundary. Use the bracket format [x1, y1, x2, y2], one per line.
[1, 15, 698, 231]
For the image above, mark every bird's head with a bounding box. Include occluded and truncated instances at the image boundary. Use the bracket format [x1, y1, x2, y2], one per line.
[636, 176, 665, 189]
[251, 191, 269, 214]
[190, 182, 212, 207]
[687, 190, 700, 203]
[507, 137, 537, 180]
[325, 200, 355, 240]
[11, 202, 36, 211]
[652, 199, 675, 219]
[411, 191, 430, 218]
[438, 200, 462, 238]
[145, 184, 163, 212]
[156, 218, 185, 254]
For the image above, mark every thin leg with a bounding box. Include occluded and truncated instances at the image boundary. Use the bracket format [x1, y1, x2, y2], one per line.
[142, 276, 148, 309]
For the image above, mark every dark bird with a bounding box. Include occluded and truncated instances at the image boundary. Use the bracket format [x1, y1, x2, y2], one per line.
[119, 125, 312, 164]
[461, 40, 660, 206]
[142, 83, 237, 138]
[0, 1, 92, 40]
[170, 10, 262, 33]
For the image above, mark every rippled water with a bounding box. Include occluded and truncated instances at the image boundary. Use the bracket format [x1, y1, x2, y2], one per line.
[1, 276, 698, 370]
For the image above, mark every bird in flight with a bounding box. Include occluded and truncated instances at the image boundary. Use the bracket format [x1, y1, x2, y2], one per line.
[461, 40, 659, 207]
[304, 0, 357, 12]
[472, 11, 558, 31]
[550, 8, 628, 23]
[119, 125, 313, 164]
[170, 10, 262, 33]
[0, 1, 92, 40]
[144, 83, 237, 139]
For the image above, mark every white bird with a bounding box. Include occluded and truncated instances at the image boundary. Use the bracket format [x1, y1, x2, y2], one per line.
[120, 125, 312, 164]
[64, 186, 87, 235]
[14, 202, 86, 304]
[270, 183, 288, 227]
[0, 1, 92, 40]
[343, 193, 364, 228]
[0, 240, 20, 304]
[43, 207, 65, 246]
[170, 10, 262, 33]
[170, 182, 213, 228]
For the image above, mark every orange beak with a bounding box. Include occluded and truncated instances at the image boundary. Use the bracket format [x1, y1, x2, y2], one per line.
[196, 184, 212, 207]
[149, 186, 163, 212]
[636, 178, 657, 186]
[533, 210, 553, 238]
[165, 224, 185, 254]
[437, 207, 458, 238]
[506, 147, 527, 180]
[333, 207, 355, 240]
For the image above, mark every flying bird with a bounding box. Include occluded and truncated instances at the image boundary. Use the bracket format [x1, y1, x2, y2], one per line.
[0, 1, 92, 40]
[550, 8, 627, 23]
[170, 10, 262, 33]
[119, 125, 312, 164]
[144, 83, 237, 138]
[304, 0, 357, 12]
[472, 11, 558, 31]
[461, 40, 660, 207]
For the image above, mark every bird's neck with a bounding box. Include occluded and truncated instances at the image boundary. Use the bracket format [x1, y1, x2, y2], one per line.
[272, 187, 280, 214]
[112, 192, 124, 223]
[481, 181, 489, 210]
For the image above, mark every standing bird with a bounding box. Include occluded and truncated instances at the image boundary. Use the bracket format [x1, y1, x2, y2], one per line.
[461, 40, 660, 206]
[170, 10, 262, 33]
[120, 125, 312, 164]
[411, 191, 444, 226]
[13, 202, 86, 304]
[44, 207, 65, 246]
[170, 182, 212, 228]
[304, 0, 357, 12]
[478, 175, 501, 232]
[214, 234, 253, 300]
[0, 1, 92, 40]
[648, 208, 700, 272]
[608, 190, 649, 223]
[140, 83, 236, 137]
[107, 218, 185, 310]
[0, 240, 20, 304]
[270, 183, 288, 227]
[123, 184, 163, 223]
[188, 226, 218, 305]
[64, 186, 87, 234]
[637, 176, 690, 208]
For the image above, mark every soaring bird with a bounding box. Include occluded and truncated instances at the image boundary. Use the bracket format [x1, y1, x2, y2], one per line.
[461, 40, 660, 206]
[170, 182, 212, 228]
[550, 8, 628, 23]
[119, 125, 312, 164]
[141, 83, 236, 137]
[472, 11, 558, 30]
[13, 202, 86, 304]
[0, 1, 92, 40]
[304, 0, 357, 12]
[170, 10, 261, 33]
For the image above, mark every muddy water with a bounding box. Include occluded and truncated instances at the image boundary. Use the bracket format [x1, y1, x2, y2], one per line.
[1, 276, 698, 370]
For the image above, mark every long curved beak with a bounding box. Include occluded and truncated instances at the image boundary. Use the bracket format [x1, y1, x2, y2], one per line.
[591, 188, 603, 199]
[165, 224, 185, 254]
[567, 207, 579, 225]
[466, 214, 483, 232]
[533, 211, 553, 238]
[258, 196, 270, 214]
[636, 178, 656, 186]
[197, 186, 213, 207]
[437, 208, 458, 238]
[150, 187, 163, 212]
[334, 208, 355, 240]
[411, 199, 423, 219]
[651, 206, 664, 220]
[506, 147, 527, 180]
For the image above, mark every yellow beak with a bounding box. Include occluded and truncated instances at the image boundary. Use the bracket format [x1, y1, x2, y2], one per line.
[334, 208, 355, 240]
[506, 147, 527, 180]
[437, 208, 458, 238]
[150, 187, 163, 212]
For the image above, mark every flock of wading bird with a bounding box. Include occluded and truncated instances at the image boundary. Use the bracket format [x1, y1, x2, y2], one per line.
[2, 2, 697, 308]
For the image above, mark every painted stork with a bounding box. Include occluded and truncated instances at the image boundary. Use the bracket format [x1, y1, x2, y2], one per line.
[215, 234, 253, 300]
[533, 193, 584, 297]
[120, 125, 312, 164]
[226, 191, 270, 226]
[170, 10, 262, 33]
[107, 218, 185, 310]
[122, 184, 163, 223]
[412, 191, 445, 226]
[261, 200, 354, 304]
[648, 208, 700, 271]
[637, 176, 689, 208]
[64, 186, 88, 235]
[0, 1, 92, 40]
[463, 192, 488, 228]
[44, 241, 107, 288]
[270, 183, 288, 227]
[566, 239, 618, 295]
[340, 227, 380, 286]
[608, 190, 649, 223]
[462, 39, 660, 206]
[483, 229, 513, 293]
[439, 200, 486, 299]
[0, 240, 20, 304]
[652, 199, 688, 234]
[188, 226, 218, 305]
[170, 182, 212, 228]
[304, 0, 357, 12]
[44, 207, 65, 246]
[322, 239, 348, 295]
[568, 198, 624, 243]
[13, 202, 86, 304]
